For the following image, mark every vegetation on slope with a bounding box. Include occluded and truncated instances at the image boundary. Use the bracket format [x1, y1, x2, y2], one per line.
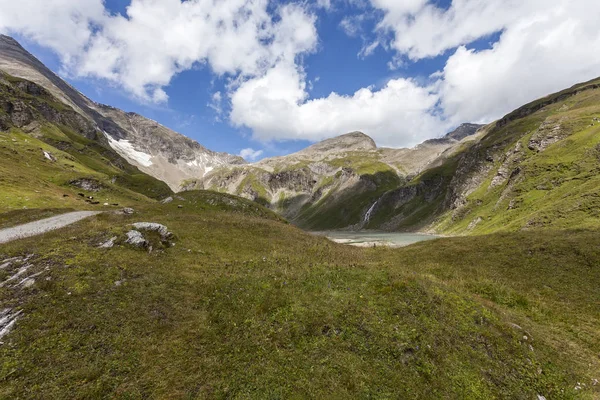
[363, 77, 600, 234]
[434, 78, 600, 234]
[0, 71, 172, 215]
[0, 197, 598, 398]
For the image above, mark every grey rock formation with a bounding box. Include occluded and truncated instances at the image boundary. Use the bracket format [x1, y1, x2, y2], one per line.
[125, 230, 148, 248]
[99, 237, 117, 249]
[131, 222, 172, 240]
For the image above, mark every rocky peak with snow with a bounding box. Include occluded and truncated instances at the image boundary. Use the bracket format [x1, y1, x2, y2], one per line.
[0, 35, 245, 191]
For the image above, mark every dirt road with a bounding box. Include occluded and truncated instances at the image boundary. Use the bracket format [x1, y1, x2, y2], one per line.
[0, 211, 101, 244]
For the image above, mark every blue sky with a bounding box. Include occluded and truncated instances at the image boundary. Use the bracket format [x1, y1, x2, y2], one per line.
[3, 0, 600, 161]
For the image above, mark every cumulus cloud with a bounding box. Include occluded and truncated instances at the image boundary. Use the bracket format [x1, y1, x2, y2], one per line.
[2, 0, 600, 149]
[239, 148, 264, 161]
[230, 61, 447, 147]
[368, 0, 600, 126]
[0, 0, 318, 102]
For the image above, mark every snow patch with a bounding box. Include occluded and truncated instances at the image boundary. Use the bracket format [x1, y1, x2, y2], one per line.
[105, 133, 153, 167]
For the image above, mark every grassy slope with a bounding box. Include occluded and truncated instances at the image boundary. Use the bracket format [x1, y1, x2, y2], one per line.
[0, 128, 169, 215]
[0, 71, 172, 223]
[435, 80, 600, 235]
[0, 196, 598, 398]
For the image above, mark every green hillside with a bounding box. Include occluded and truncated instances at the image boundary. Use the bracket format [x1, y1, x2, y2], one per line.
[1, 70, 600, 398]
[1, 200, 599, 398]
[366, 78, 600, 234]
[0, 72, 172, 215]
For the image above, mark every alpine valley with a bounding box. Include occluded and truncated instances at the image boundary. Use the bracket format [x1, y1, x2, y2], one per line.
[1, 33, 600, 399]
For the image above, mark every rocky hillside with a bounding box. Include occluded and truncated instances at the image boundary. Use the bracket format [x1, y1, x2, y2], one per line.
[365, 77, 600, 234]
[193, 76, 600, 235]
[0, 35, 244, 191]
[190, 126, 483, 230]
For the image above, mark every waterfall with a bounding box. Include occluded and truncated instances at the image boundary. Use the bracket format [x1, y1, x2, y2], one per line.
[363, 200, 379, 224]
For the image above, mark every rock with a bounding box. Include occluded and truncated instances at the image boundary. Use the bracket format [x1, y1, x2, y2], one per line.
[42, 150, 56, 162]
[467, 216, 483, 230]
[161, 196, 173, 204]
[103, 203, 109, 206]
[131, 222, 173, 240]
[99, 236, 117, 249]
[123, 207, 134, 215]
[69, 178, 103, 192]
[177, 205, 183, 208]
[125, 230, 148, 248]
[0, 308, 23, 340]
[19, 278, 35, 288]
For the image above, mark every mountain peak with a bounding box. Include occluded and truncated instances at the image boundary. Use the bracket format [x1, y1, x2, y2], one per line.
[445, 123, 484, 141]
[300, 131, 377, 155]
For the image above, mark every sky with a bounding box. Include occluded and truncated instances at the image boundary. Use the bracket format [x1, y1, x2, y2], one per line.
[1, 0, 600, 161]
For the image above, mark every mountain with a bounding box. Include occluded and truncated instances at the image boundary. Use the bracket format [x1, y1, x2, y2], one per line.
[363, 77, 600, 234]
[2, 36, 600, 399]
[0, 35, 244, 191]
[189, 125, 483, 230]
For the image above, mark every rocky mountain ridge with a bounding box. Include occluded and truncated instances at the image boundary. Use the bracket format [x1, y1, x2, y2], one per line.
[191, 124, 484, 229]
[0, 34, 244, 191]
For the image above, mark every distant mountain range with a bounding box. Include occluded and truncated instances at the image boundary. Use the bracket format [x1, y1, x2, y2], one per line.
[2, 34, 599, 235]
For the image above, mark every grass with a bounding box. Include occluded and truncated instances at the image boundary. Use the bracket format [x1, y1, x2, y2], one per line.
[0, 194, 598, 398]
[1, 67, 600, 398]
[0, 127, 169, 214]
[433, 86, 600, 235]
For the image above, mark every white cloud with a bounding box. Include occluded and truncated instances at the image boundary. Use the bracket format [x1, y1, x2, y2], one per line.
[239, 147, 264, 161]
[368, 0, 600, 126]
[3, 0, 600, 150]
[230, 61, 448, 147]
[0, 0, 318, 103]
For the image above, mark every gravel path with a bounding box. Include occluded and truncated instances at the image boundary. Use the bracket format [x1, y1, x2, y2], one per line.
[0, 211, 101, 244]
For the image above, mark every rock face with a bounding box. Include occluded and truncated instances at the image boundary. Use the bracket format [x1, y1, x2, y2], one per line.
[192, 128, 483, 230]
[0, 34, 245, 191]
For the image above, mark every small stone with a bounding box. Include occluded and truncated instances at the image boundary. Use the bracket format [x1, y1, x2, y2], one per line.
[161, 196, 173, 204]
[99, 236, 117, 249]
[20, 278, 35, 288]
[103, 203, 109, 206]
[114, 280, 123, 287]
[42, 150, 56, 162]
[177, 205, 183, 208]
[123, 207, 135, 215]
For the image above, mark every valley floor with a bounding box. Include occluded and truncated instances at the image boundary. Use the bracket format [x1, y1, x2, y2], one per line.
[0, 198, 598, 399]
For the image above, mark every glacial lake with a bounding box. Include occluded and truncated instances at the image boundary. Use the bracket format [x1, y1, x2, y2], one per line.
[314, 231, 441, 248]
